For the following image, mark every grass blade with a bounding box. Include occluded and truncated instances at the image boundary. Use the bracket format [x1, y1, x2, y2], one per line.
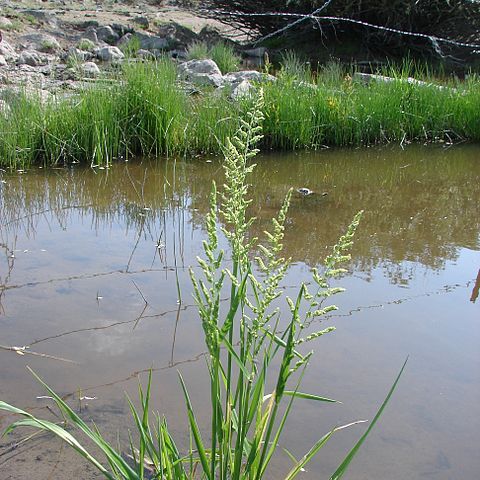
[329, 357, 409, 480]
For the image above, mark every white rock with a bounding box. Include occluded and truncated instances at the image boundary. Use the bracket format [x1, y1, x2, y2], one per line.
[81, 62, 100, 77]
[97, 26, 120, 45]
[231, 79, 254, 100]
[190, 73, 225, 88]
[134, 32, 168, 51]
[0, 41, 17, 62]
[96, 46, 125, 62]
[178, 59, 222, 76]
[0, 55, 6, 66]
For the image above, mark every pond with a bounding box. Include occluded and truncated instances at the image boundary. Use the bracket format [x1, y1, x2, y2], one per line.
[0, 144, 479, 479]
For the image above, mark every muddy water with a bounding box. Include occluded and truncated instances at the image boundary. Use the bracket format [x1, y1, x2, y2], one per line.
[0, 145, 479, 479]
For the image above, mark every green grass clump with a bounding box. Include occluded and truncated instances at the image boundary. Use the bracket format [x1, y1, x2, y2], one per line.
[187, 41, 240, 74]
[0, 92, 407, 480]
[209, 42, 241, 74]
[1, 59, 480, 169]
[120, 35, 142, 58]
[77, 38, 96, 52]
[186, 41, 210, 61]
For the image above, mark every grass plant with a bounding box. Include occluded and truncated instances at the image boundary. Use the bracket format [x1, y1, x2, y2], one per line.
[187, 41, 240, 74]
[186, 41, 210, 61]
[0, 91, 407, 480]
[1, 60, 480, 169]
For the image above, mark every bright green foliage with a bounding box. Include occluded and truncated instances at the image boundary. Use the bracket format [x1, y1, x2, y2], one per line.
[1, 60, 480, 169]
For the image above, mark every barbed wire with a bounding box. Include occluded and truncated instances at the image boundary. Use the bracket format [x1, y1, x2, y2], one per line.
[207, 10, 480, 51]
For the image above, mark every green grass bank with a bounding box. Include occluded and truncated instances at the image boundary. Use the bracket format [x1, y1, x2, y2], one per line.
[1, 59, 480, 169]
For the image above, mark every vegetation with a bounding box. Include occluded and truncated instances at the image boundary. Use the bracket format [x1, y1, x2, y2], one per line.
[187, 41, 241, 74]
[77, 38, 96, 52]
[1, 58, 480, 170]
[0, 92, 406, 479]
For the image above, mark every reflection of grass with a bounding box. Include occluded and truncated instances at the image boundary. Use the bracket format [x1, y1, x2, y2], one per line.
[1, 59, 480, 169]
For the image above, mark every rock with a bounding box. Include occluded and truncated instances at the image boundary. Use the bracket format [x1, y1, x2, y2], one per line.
[168, 49, 188, 61]
[224, 70, 276, 86]
[0, 41, 18, 62]
[156, 22, 198, 49]
[134, 32, 168, 51]
[133, 16, 149, 29]
[96, 26, 120, 45]
[22, 9, 58, 28]
[178, 59, 222, 76]
[95, 46, 124, 62]
[353, 72, 451, 91]
[111, 23, 133, 37]
[243, 47, 267, 58]
[81, 62, 101, 77]
[0, 86, 52, 105]
[178, 59, 225, 88]
[117, 33, 133, 47]
[231, 79, 254, 100]
[191, 73, 224, 88]
[18, 50, 45, 67]
[0, 55, 6, 66]
[19, 33, 61, 53]
[137, 49, 156, 59]
[83, 27, 99, 44]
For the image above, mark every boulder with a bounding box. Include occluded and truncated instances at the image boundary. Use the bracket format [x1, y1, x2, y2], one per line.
[156, 22, 198, 49]
[117, 33, 133, 47]
[190, 73, 225, 88]
[133, 16, 149, 29]
[353, 72, 452, 91]
[22, 9, 58, 27]
[134, 32, 168, 51]
[83, 27, 99, 44]
[0, 55, 6, 66]
[0, 41, 18, 62]
[95, 46, 124, 62]
[231, 79, 255, 100]
[178, 59, 222, 76]
[111, 23, 133, 37]
[178, 59, 225, 88]
[96, 26, 120, 45]
[17, 50, 45, 67]
[81, 62, 101, 77]
[19, 33, 61, 53]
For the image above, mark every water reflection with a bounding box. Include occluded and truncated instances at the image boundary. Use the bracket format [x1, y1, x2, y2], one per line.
[0, 145, 479, 480]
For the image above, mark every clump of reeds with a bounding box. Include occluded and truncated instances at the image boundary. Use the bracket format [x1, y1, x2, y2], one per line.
[0, 91, 407, 480]
[1, 59, 480, 170]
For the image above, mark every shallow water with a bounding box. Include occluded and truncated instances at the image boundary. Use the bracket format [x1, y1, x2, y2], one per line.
[0, 145, 479, 479]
